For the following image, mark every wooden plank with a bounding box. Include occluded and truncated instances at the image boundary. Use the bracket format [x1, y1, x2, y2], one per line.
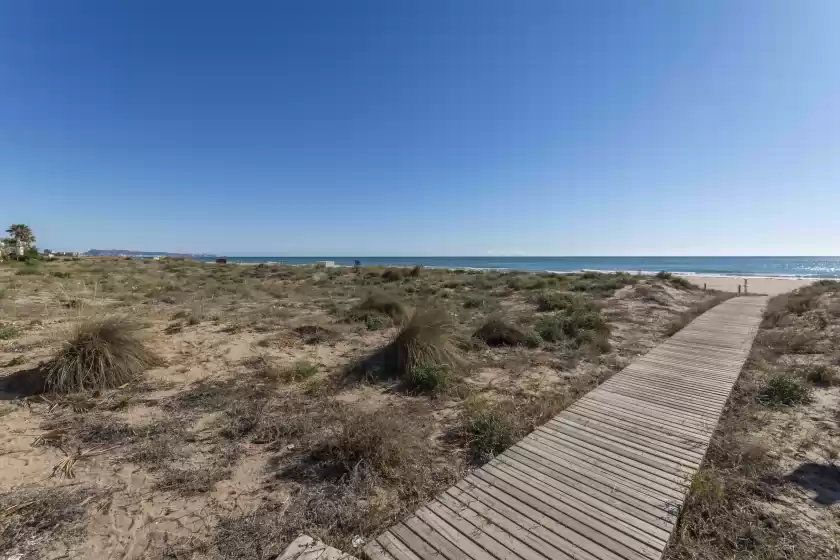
[515, 439, 682, 501]
[551, 414, 705, 463]
[403, 516, 467, 560]
[519, 436, 687, 501]
[414, 507, 499, 560]
[435, 492, 548, 560]
[389, 524, 444, 560]
[600, 379, 726, 413]
[567, 402, 709, 448]
[448, 483, 595, 560]
[376, 532, 424, 560]
[363, 297, 768, 560]
[471, 469, 661, 560]
[461, 477, 637, 560]
[570, 399, 710, 442]
[530, 428, 689, 494]
[538, 423, 694, 480]
[560, 409, 707, 460]
[495, 453, 673, 535]
[504, 447, 675, 519]
[579, 391, 718, 432]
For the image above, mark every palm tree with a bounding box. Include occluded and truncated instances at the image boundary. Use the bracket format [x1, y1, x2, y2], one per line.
[6, 224, 35, 246]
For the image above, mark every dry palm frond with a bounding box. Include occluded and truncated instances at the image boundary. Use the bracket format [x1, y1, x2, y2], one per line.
[51, 444, 119, 479]
[33, 429, 65, 447]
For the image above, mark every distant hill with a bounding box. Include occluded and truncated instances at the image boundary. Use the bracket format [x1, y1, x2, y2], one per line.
[85, 249, 216, 258]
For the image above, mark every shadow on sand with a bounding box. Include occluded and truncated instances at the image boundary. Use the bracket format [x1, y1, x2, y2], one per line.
[0, 366, 47, 400]
[786, 462, 840, 505]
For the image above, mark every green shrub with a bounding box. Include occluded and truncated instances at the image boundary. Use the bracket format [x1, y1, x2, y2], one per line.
[570, 272, 638, 295]
[536, 309, 610, 350]
[463, 403, 518, 464]
[0, 325, 20, 340]
[524, 331, 543, 348]
[291, 360, 319, 380]
[50, 271, 71, 279]
[409, 364, 452, 394]
[654, 271, 693, 290]
[364, 314, 391, 331]
[760, 374, 810, 407]
[408, 265, 423, 277]
[534, 292, 594, 313]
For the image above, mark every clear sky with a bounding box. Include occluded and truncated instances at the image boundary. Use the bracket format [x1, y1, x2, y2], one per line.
[1, 1, 838, 256]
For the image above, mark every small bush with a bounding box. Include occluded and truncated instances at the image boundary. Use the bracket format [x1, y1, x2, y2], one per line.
[44, 316, 163, 392]
[535, 308, 609, 349]
[463, 402, 518, 464]
[534, 291, 596, 313]
[50, 271, 71, 279]
[463, 295, 484, 309]
[15, 267, 41, 276]
[382, 308, 465, 379]
[365, 313, 391, 331]
[0, 325, 20, 340]
[409, 265, 423, 277]
[410, 364, 452, 393]
[654, 271, 693, 290]
[381, 268, 405, 282]
[760, 374, 810, 407]
[795, 364, 837, 386]
[762, 282, 840, 327]
[347, 293, 407, 327]
[525, 331, 543, 348]
[313, 409, 428, 482]
[291, 360, 319, 380]
[473, 318, 527, 347]
[569, 272, 638, 295]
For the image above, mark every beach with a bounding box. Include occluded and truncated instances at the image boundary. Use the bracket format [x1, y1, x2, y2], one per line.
[0, 259, 735, 558]
[685, 275, 815, 296]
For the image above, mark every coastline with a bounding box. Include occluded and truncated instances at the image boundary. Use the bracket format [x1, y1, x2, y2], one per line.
[683, 275, 815, 296]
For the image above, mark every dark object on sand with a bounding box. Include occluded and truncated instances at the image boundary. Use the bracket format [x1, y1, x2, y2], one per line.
[216, 258, 227, 264]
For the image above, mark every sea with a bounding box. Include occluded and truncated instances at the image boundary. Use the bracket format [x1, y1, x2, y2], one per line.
[193, 256, 840, 278]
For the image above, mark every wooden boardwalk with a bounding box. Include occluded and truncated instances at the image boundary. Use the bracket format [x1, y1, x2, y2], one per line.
[365, 296, 768, 560]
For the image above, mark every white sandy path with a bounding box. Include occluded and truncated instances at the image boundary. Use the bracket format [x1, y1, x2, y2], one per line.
[685, 275, 816, 296]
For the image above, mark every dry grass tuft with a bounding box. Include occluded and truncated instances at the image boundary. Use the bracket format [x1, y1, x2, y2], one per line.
[473, 317, 528, 347]
[382, 307, 466, 379]
[347, 292, 407, 328]
[0, 486, 111, 558]
[311, 409, 430, 482]
[44, 316, 162, 392]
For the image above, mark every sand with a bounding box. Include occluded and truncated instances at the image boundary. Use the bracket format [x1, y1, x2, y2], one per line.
[684, 275, 816, 296]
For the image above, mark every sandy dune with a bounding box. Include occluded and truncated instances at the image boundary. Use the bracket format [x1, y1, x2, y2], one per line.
[685, 275, 816, 296]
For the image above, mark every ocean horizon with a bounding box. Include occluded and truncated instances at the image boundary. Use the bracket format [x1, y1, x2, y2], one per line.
[192, 256, 840, 278]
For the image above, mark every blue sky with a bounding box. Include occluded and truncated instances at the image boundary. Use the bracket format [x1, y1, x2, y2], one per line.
[1, 1, 838, 256]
